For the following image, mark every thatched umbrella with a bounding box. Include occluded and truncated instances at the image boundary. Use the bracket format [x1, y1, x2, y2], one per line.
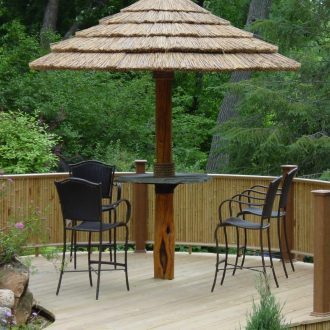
[30, 0, 300, 280]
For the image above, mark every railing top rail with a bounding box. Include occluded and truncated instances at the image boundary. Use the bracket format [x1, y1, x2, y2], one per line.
[1, 171, 329, 187]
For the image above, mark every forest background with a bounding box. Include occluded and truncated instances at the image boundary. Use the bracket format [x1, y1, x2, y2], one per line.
[0, 0, 329, 178]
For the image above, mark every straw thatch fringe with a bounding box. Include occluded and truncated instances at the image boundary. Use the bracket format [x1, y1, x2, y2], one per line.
[122, 0, 209, 13]
[51, 36, 278, 54]
[29, 52, 300, 72]
[99, 10, 229, 25]
[76, 23, 253, 38]
[29, 0, 300, 72]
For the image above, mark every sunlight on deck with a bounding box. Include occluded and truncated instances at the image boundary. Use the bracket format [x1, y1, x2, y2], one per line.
[29, 252, 316, 330]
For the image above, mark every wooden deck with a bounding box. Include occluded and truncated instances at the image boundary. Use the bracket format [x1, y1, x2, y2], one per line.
[28, 252, 328, 330]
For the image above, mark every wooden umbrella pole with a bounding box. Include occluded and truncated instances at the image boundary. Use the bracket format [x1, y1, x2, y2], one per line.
[153, 71, 175, 279]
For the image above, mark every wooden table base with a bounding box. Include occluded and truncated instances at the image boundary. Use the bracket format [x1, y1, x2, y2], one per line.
[153, 185, 175, 279]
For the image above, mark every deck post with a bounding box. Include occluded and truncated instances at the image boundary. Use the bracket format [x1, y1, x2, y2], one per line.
[281, 165, 296, 262]
[311, 190, 330, 316]
[134, 160, 148, 253]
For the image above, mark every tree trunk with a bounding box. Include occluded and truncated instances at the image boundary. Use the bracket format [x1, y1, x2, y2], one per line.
[40, 0, 59, 48]
[64, 0, 111, 39]
[206, 0, 272, 173]
[64, 22, 80, 39]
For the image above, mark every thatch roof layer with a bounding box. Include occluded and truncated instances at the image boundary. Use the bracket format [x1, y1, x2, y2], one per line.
[75, 23, 253, 38]
[121, 0, 209, 13]
[29, 0, 300, 72]
[30, 52, 299, 72]
[99, 11, 229, 25]
[51, 37, 278, 54]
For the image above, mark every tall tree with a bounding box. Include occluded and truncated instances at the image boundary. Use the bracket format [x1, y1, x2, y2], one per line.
[40, 0, 59, 47]
[206, 0, 272, 173]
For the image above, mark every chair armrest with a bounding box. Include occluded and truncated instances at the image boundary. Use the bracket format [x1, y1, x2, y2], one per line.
[218, 197, 264, 224]
[238, 187, 281, 208]
[110, 198, 131, 224]
[230, 191, 268, 203]
[245, 185, 282, 195]
[249, 184, 268, 190]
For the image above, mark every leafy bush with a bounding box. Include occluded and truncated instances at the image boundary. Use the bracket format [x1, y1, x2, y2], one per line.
[0, 111, 58, 174]
[0, 178, 50, 264]
[245, 274, 289, 330]
[320, 169, 330, 181]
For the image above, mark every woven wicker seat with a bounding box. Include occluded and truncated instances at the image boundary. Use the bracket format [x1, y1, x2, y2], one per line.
[239, 167, 298, 277]
[68, 160, 121, 269]
[55, 177, 131, 300]
[211, 176, 282, 292]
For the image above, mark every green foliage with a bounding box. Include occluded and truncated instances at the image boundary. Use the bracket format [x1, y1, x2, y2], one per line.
[170, 72, 228, 171]
[94, 140, 137, 172]
[320, 169, 330, 181]
[19, 71, 156, 166]
[0, 111, 58, 174]
[251, 0, 329, 51]
[216, 0, 330, 176]
[0, 197, 49, 264]
[1, 0, 329, 176]
[0, 0, 130, 36]
[245, 274, 289, 330]
[288, 134, 330, 175]
[204, 0, 250, 28]
[172, 77, 215, 171]
[0, 21, 43, 79]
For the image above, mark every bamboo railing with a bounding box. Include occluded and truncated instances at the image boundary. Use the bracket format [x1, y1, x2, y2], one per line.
[1, 172, 329, 257]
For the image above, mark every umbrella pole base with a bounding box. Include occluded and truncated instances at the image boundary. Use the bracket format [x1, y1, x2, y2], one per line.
[153, 185, 175, 279]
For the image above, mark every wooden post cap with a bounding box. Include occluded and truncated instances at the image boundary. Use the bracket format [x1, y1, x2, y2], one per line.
[135, 160, 147, 174]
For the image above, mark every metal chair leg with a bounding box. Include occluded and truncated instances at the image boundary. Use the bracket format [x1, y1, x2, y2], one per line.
[124, 226, 130, 291]
[283, 215, 295, 272]
[73, 230, 78, 270]
[220, 226, 229, 286]
[277, 219, 288, 278]
[56, 229, 67, 295]
[267, 228, 279, 287]
[211, 226, 221, 292]
[260, 229, 266, 275]
[70, 230, 74, 262]
[114, 227, 117, 269]
[96, 232, 103, 300]
[108, 210, 113, 263]
[240, 228, 247, 269]
[88, 232, 93, 287]
[232, 227, 240, 275]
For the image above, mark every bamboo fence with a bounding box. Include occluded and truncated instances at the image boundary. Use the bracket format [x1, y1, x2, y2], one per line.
[1, 172, 329, 256]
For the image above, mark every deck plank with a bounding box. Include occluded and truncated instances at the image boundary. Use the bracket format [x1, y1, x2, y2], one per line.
[28, 252, 324, 330]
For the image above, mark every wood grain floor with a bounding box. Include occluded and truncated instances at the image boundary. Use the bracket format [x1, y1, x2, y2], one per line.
[28, 252, 324, 330]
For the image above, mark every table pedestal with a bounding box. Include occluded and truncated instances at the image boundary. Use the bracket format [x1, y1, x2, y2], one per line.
[117, 173, 210, 279]
[154, 184, 176, 279]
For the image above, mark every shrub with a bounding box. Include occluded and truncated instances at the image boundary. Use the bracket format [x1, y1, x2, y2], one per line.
[0, 111, 58, 174]
[0, 208, 49, 265]
[245, 274, 289, 330]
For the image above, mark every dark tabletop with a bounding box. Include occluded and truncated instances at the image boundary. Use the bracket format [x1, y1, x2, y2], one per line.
[116, 173, 210, 185]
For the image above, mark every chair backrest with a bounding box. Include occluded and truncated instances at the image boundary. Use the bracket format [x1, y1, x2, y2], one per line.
[262, 176, 282, 218]
[55, 177, 103, 222]
[279, 167, 298, 209]
[69, 160, 115, 199]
